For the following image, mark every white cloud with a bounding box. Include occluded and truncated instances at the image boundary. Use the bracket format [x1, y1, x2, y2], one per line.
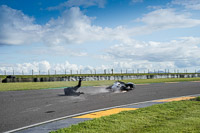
[16, 61, 51, 74]
[1, 5, 200, 69]
[0, 60, 184, 75]
[0, 6, 109, 47]
[0, 61, 51, 75]
[0, 5, 131, 46]
[47, 0, 106, 10]
[1, 40, 200, 76]
[172, 0, 200, 10]
[42, 8, 200, 46]
[43, 8, 200, 45]
[0, 5, 42, 45]
[136, 8, 200, 30]
[104, 37, 200, 68]
[42, 7, 108, 46]
[1, 5, 200, 47]
[0, 61, 86, 75]
[0, 61, 121, 75]
[112, 61, 176, 72]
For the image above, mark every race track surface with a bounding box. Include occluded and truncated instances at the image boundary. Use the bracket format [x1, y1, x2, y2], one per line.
[1, 81, 200, 132]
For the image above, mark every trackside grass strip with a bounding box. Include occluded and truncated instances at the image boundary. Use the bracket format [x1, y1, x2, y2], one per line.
[0, 77, 200, 91]
[50, 98, 200, 133]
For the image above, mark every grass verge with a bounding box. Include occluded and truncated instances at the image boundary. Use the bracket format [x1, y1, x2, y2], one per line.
[0, 77, 200, 91]
[51, 98, 200, 133]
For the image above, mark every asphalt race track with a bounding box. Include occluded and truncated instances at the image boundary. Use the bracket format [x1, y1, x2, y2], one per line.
[1, 81, 200, 132]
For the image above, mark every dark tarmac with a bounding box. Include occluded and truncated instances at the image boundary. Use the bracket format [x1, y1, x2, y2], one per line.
[1, 81, 200, 132]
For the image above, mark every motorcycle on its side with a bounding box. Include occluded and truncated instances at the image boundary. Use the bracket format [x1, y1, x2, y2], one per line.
[106, 81, 136, 92]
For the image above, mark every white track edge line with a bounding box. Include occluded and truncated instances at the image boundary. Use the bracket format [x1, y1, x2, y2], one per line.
[4, 93, 200, 133]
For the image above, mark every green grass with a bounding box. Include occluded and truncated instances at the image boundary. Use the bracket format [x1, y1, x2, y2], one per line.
[0, 77, 200, 91]
[50, 99, 200, 133]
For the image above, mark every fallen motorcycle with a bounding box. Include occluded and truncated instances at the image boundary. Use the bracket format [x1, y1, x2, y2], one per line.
[106, 81, 136, 92]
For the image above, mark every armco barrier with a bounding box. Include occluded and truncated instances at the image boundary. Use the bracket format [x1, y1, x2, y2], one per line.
[1, 74, 200, 83]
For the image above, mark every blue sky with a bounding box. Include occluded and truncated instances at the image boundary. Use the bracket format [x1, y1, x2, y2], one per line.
[0, 0, 200, 75]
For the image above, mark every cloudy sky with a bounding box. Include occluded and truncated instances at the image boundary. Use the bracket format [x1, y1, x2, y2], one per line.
[0, 0, 200, 75]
